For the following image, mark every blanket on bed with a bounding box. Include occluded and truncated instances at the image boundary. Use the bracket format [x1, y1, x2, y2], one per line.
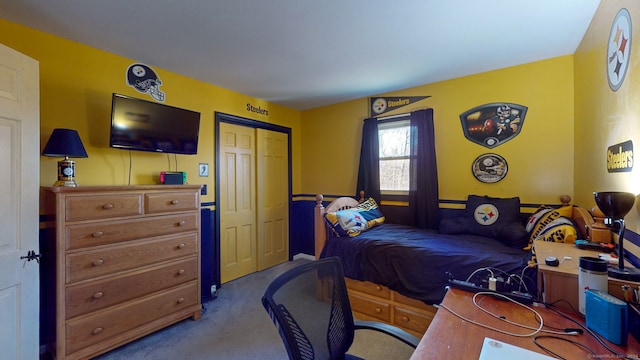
[320, 223, 536, 305]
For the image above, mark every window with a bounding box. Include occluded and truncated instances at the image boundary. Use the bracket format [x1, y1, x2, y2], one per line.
[378, 117, 410, 194]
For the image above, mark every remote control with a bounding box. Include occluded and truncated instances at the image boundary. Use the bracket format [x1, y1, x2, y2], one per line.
[574, 240, 614, 253]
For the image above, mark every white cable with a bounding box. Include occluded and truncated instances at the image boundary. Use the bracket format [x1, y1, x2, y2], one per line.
[438, 292, 579, 337]
[473, 292, 578, 335]
[465, 267, 494, 282]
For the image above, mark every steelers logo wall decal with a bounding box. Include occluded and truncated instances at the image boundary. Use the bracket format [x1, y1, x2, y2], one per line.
[607, 8, 632, 91]
[472, 153, 508, 183]
[372, 98, 387, 115]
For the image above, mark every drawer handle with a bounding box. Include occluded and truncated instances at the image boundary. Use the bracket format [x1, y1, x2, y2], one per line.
[171, 200, 179, 205]
[177, 269, 185, 275]
[177, 297, 185, 304]
[102, 203, 114, 210]
[401, 316, 410, 322]
[92, 292, 104, 299]
[178, 220, 186, 226]
[92, 231, 104, 237]
[92, 259, 104, 266]
[92, 327, 104, 335]
[177, 243, 186, 249]
[375, 307, 382, 314]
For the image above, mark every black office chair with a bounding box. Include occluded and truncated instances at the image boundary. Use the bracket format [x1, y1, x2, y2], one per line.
[262, 257, 420, 360]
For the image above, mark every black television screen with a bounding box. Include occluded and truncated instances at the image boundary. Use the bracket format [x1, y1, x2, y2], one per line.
[109, 93, 201, 155]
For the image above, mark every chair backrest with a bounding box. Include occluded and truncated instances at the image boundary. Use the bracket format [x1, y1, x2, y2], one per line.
[262, 257, 355, 360]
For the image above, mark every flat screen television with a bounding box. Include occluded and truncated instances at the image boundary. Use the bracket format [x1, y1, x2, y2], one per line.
[109, 93, 201, 155]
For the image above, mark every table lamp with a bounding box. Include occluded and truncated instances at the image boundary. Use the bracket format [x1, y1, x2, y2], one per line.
[42, 128, 88, 186]
[593, 191, 639, 281]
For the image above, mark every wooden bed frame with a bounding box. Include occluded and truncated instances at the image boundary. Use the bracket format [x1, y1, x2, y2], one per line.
[313, 194, 605, 337]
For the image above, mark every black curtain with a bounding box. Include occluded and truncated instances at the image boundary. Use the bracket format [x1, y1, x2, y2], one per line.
[355, 117, 380, 202]
[410, 108, 439, 229]
[355, 109, 439, 229]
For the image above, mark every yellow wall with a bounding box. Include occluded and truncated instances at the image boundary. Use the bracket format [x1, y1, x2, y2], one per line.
[574, 1, 640, 237]
[301, 56, 575, 206]
[0, 19, 302, 205]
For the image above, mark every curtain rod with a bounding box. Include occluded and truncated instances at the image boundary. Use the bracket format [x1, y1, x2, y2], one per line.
[377, 112, 410, 121]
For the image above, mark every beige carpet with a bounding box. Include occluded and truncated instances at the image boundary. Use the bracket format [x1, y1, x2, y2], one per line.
[94, 258, 415, 359]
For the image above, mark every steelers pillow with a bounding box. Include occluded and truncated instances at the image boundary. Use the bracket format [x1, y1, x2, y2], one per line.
[324, 197, 385, 237]
[463, 195, 521, 240]
[523, 205, 578, 251]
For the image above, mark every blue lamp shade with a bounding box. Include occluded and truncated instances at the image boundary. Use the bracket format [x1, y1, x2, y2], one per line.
[42, 128, 88, 158]
[43, 128, 88, 187]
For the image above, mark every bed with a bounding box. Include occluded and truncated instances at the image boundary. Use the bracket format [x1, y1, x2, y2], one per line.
[313, 193, 600, 336]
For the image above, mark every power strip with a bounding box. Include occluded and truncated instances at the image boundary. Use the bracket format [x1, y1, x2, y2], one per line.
[447, 279, 535, 304]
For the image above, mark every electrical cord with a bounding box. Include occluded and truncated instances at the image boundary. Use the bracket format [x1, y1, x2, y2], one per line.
[439, 292, 552, 337]
[472, 292, 580, 336]
[532, 335, 597, 360]
[545, 301, 634, 360]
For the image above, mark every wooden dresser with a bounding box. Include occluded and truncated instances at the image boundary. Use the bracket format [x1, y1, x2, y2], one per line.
[41, 185, 202, 360]
[345, 278, 436, 337]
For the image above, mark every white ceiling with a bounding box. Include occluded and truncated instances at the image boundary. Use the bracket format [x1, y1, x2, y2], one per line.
[0, 0, 600, 110]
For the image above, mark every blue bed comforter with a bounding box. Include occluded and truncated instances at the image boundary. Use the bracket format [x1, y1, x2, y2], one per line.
[320, 223, 536, 304]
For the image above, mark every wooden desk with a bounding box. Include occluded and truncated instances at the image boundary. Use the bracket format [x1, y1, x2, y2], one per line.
[535, 241, 640, 311]
[410, 288, 640, 360]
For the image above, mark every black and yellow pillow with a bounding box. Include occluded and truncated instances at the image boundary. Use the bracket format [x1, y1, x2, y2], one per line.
[324, 197, 385, 237]
[524, 205, 579, 267]
[464, 195, 521, 238]
[524, 205, 577, 250]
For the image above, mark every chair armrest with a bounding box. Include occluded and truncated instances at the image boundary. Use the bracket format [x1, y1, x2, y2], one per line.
[354, 320, 420, 348]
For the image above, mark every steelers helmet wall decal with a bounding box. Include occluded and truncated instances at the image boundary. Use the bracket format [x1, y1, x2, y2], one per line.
[126, 63, 166, 102]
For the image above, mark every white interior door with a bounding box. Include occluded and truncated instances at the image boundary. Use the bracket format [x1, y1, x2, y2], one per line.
[0, 43, 40, 359]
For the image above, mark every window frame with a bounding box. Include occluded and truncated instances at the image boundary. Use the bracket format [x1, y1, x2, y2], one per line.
[377, 114, 411, 197]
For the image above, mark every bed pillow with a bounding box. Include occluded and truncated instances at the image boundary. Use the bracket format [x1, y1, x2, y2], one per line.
[497, 222, 530, 248]
[523, 205, 578, 251]
[464, 195, 521, 241]
[438, 216, 469, 234]
[324, 197, 385, 237]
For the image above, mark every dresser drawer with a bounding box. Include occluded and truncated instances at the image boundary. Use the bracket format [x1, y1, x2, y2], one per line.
[145, 191, 198, 214]
[65, 281, 198, 355]
[348, 292, 390, 323]
[66, 233, 198, 283]
[65, 194, 142, 222]
[345, 278, 391, 300]
[65, 212, 198, 250]
[393, 306, 433, 335]
[65, 256, 198, 318]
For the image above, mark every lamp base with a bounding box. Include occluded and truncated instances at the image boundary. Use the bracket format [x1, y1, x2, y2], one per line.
[54, 158, 79, 187]
[53, 179, 79, 187]
[608, 267, 640, 282]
